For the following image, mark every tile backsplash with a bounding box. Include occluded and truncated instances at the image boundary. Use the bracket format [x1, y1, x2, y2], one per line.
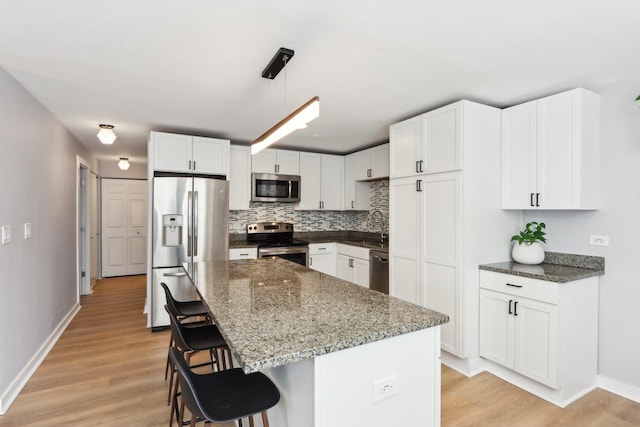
[230, 180, 389, 234]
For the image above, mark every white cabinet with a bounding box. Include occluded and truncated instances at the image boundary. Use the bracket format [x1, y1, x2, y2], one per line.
[229, 145, 251, 210]
[501, 88, 600, 210]
[479, 270, 599, 406]
[336, 244, 370, 287]
[390, 101, 520, 359]
[309, 243, 337, 276]
[354, 143, 389, 181]
[251, 148, 300, 175]
[344, 153, 370, 210]
[229, 247, 258, 260]
[389, 103, 461, 179]
[151, 131, 230, 175]
[297, 153, 344, 210]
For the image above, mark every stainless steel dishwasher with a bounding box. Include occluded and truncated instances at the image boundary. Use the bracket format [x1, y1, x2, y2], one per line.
[369, 250, 389, 294]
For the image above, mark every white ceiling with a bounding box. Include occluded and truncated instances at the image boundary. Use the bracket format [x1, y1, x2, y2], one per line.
[1, 0, 639, 163]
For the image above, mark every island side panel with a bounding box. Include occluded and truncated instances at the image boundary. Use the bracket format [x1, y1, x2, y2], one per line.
[315, 327, 441, 427]
[262, 358, 315, 427]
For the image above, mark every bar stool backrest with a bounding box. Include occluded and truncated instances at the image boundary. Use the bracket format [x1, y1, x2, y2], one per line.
[169, 347, 209, 420]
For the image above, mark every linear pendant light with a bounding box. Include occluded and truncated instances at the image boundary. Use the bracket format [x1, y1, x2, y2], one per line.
[251, 96, 320, 155]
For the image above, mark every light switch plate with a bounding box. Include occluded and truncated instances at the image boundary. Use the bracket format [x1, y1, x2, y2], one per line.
[2, 225, 11, 244]
[24, 223, 32, 239]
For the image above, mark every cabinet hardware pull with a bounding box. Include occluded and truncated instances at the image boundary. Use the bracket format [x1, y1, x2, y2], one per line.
[508, 299, 513, 315]
[163, 272, 187, 277]
[419, 160, 424, 173]
[310, 257, 313, 266]
[189, 160, 192, 170]
[506, 283, 523, 288]
[416, 161, 420, 173]
[351, 201, 355, 209]
[319, 201, 322, 209]
[536, 193, 540, 207]
[349, 259, 354, 267]
[367, 168, 372, 178]
[416, 180, 423, 192]
[514, 301, 519, 316]
[530, 193, 535, 207]
[193, 161, 196, 170]
[240, 253, 249, 256]
[319, 247, 326, 251]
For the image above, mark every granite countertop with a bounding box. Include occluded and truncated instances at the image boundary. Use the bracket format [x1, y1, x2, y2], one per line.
[183, 258, 448, 373]
[229, 231, 389, 252]
[229, 240, 259, 249]
[479, 252, 605, 283]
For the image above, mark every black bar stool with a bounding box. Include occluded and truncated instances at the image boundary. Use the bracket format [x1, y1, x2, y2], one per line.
[161, 282, 213, 381]
[169, 347, 280, 427]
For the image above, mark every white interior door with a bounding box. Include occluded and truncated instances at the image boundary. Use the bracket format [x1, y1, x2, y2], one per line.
[101, 179, 148, 277]
[90, 172, 99, 287]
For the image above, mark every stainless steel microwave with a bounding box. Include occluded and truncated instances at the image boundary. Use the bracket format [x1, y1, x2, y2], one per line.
[251, 173, 301, 202]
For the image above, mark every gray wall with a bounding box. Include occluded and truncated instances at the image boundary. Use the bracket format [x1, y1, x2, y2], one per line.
[0, 67, 96, 408]
[522, 79, 640, 388]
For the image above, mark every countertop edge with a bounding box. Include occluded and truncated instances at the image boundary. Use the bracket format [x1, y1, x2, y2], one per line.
[478, 263, 604, 283]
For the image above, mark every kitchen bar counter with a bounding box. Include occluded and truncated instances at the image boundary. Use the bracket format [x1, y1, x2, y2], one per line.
[183, 257, 448, 427]
[183, 258, 447, 373]
[229, 230, 389, 251]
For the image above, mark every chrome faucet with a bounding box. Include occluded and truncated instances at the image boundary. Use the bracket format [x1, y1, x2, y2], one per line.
[371, 210, 386, 243]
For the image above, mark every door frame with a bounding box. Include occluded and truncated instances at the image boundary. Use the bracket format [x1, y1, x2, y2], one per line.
[76, 156, 92, 297]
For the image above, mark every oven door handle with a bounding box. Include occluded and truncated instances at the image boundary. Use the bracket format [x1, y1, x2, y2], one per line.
[258, 247, 309, 257]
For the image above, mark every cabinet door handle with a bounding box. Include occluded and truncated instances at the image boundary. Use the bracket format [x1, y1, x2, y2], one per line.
[318, 247, 326, 251]
[310, 257, 313, 266]
[536, 193, 540, 207]
[351, 201, 355, 209]
[188, 160, 192, 170]
[506, 283, 523, 288]
[349, 258, 354, 268]
[508, 299, 513, 315]
[514, 301, 519, 316]
[416, 179, 423, 192]
[416, 161, 420, 173]
[367, 168, 372, 178]
[530, 193, 535, 207]
[419, 160, 424, 173]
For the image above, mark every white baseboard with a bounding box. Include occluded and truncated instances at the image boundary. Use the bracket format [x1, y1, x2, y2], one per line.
[0, 302, 81, 415]
[598, 375, 640, 404]
[440, 352, 485, 377]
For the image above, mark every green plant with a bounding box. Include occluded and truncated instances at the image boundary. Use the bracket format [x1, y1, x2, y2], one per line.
[511, 221, 547, 245]
[636, 95, 640, 101]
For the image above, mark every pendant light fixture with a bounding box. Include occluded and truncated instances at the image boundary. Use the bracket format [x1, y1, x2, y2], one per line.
[97, 124, 116, 144]
[251, 47, 319, 155]
[117, 157, 130, 170]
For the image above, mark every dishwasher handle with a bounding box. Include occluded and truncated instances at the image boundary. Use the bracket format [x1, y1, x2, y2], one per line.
[372, 254, 389, 263]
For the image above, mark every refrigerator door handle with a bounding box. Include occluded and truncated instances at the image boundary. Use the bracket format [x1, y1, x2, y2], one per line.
[187, 191, 192, 256]
[163, 271, 187, 277]
[193, 191, 198, 257]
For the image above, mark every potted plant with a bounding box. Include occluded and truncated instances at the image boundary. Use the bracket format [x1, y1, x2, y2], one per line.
[511, 221, 547, 264]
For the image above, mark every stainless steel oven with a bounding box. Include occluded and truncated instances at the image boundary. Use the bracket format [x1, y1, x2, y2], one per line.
[246, 222, 309, 267]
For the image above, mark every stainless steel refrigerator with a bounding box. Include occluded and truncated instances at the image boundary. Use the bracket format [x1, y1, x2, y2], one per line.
[151, 175, 229, 329]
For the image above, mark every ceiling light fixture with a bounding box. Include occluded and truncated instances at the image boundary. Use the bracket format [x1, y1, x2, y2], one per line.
[118, 157, 130, 170]
[251, 96, 320, 155]
[97, 124, 116, 144]
[262, 47, 295, 79]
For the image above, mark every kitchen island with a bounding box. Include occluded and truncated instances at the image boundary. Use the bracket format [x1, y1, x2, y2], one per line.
[183, 258, 448, 427]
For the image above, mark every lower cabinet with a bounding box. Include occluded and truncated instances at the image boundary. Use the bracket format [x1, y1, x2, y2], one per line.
[337, 244, 370, 288]
[228, 247, 258, 260]
[309, 243, 337, 276]
[479, 270, 599, 406]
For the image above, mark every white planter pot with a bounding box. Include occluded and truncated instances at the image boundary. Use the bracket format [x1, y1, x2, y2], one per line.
[512, 242, 545, 265]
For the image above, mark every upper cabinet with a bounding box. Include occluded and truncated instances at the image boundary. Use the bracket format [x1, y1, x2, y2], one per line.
[251, 149, 300, 175]
[354, 143, 389, 180]
[389, 103, 461, 179]
[501, 88, 600, 210]
[229, 145, 251, 210]
[297, 153, 344, 210]
[151, 131, 230, 175]
[344, 153, 371, 211]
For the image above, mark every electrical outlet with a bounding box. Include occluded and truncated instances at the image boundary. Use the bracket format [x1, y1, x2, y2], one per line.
[373, 375, 397, 403]
[2, 225, 11, 244]
[589, 235, 610, 247]
[24, 223, 32, 239]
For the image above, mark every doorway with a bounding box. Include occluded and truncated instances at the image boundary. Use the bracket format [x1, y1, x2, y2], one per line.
[76, 156, 92, 296]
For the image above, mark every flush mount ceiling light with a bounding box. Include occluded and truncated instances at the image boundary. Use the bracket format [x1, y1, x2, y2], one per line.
[117, 157, 130, 170]
[97, 124, 116, 144]
[251, 96, 320, 155]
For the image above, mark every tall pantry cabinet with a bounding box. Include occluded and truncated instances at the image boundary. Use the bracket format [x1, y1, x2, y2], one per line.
[389, 100, 520, 360]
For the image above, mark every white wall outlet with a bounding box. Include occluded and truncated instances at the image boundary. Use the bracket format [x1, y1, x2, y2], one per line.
[373, 375, 398, 403]
[589, 235, 610, 247]
[2, 225, 11, 244]
[24, 223, 32, 239]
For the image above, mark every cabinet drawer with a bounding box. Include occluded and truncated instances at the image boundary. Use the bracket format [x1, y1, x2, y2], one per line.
[309, 242, 337, 255]
[229, 247, 258, 260]
[479, 270, 558, 305]
[337, 243, 370, 260]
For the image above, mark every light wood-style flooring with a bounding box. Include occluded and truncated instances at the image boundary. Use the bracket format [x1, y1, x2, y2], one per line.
[1, 275, 638, 426]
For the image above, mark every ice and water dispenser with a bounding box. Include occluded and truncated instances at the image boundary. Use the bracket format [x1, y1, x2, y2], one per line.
[162, 214, 183, 246]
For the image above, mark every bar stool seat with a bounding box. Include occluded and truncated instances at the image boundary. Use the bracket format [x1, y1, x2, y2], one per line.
[169, 347, 280, 426]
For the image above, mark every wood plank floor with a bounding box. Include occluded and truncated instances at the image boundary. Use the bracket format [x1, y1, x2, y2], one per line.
[1, 275, 639, 426]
